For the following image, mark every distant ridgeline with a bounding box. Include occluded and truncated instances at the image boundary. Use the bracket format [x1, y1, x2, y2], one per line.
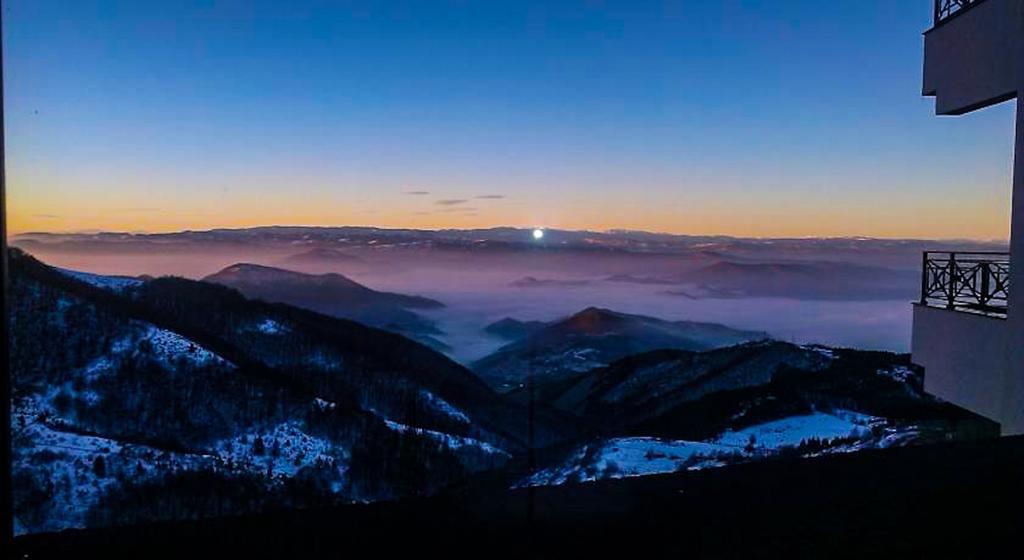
[201, 262, 450, 352]
[474, 308, 770, 391]
[8, 248, 995, 535]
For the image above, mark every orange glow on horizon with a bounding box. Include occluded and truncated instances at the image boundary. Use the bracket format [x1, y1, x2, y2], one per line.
[6, 199, 1011, 242]
[6, 171, 1011, 241]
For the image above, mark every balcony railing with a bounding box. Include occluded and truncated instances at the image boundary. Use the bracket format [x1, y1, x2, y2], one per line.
[920, 251, 1009, 315]
[935, 0, 988, 25]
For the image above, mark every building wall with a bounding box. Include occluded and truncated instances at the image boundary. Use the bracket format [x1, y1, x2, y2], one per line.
[916, 0, 1024, 435]
[912, 305, 1009, 429]
[1002, 67, 1024, 434]
[923, 0, 1021, 115]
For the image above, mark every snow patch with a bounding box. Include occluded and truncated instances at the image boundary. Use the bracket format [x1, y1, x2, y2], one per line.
[255, 318, 288, 335]
[314, 398, 337, 411]
[211, 422, 340, 478]
[80, 356, 116, 381]
[559, 347, 603, 372]
[522, 437, 734, 487]
[714, 411, 874, 450]
[383, 420, 508, 456]
[420, 391, 470, 424]
[12, 408, 216, 535]
[12, 403, 346, 535]
[803, 344, 835, 361]
[58, 268, 143, 292]
[141, 326, 233, 368]
[878, 365, 916, 384]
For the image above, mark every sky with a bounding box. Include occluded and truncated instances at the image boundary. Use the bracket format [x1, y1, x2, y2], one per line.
[3, 0, 1017, 239]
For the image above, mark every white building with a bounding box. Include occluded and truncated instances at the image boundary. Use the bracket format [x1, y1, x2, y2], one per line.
[914, 0, 1024, 434]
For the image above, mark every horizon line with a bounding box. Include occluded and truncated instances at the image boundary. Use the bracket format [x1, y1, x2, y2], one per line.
[6, 224, 1011, 245]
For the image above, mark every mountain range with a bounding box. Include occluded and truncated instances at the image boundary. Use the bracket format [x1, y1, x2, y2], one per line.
[472, 308, 769, 391]
[514, 342, 994, 485]
[202, 263, 449, 351]
[9, 247, 998, 536]
[12, 225, 997, 306]
[608, 260, 920, 300]
[8, 249, 575, 534]
[12, 226, 1006, 260]
[483, 318, 548, 341]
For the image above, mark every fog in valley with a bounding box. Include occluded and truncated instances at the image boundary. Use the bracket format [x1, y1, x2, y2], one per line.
[12, 226, 1007, 363]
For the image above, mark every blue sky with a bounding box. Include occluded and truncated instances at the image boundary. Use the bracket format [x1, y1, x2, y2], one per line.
[4, 1, 1016, 238]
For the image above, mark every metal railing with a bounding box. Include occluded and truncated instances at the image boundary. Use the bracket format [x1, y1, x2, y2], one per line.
[920, 251, 1009, 315]
[935, 0, 988, 25]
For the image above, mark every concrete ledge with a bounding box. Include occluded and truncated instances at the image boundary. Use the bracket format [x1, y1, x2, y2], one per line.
[913, 303, 1008, 430]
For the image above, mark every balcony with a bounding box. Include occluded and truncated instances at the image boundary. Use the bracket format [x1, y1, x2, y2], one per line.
[913, 250, 1012, 433]
[919, 251, 1009, 316]
[922, 0, 1018, 116]
[935, 0, 989, 26]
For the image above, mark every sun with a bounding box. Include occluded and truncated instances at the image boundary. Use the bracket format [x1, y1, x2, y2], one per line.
[532, 228, 544, 240]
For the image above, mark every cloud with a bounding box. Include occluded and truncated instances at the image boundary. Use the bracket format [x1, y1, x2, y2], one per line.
[33, 214, 60, 219]
[475, 195, 506, 200]
[434, 207, 477, 214]
[404, 190, 431, 195]
[510, 276, 590, 288]
[435, 199, 469, 206]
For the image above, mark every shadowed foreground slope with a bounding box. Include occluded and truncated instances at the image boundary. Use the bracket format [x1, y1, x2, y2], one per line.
[13, 435, 1024, 558]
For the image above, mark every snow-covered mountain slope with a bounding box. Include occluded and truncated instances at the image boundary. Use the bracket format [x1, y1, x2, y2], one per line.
[512, 339, 996, 488]
[522, 438, 735, 486]
[9, 248, 998, 536]
[9, 249, 540, 534]
[56, 268, 144, 291]
[521, 410, 925, 487]
[503, 339, 988, 444]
